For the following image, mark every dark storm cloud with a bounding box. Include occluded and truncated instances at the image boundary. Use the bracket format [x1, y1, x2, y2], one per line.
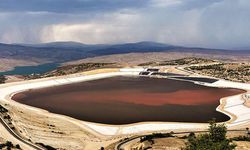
[0, 0, 146, 13]
[0, 0, 250, 49]
[180, 0, 224, 9]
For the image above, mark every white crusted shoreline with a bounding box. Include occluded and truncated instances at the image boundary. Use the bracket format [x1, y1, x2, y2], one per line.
[0, 68, 250, 136]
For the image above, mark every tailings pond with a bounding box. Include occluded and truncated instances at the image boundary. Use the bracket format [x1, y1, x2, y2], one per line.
[13, 76, 243, 125]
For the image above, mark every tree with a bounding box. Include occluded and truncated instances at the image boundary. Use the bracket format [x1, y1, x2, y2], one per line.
[184, 120, 236, 150]
[208, 119, 227, 142]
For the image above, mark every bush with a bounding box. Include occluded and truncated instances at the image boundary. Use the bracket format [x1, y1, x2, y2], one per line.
[5, 141, 13, 148]
[0, 105, 8, 113]
[188, 132, 195, 138]
[208, 120, 227, 142]
[4, 115, 11, 119]
[231, 136, 250, 141]
[140, 132, 174, 142]
[16, 144, 21, 149]
[184, 120, 236, 150]
[0, 75, 6, 84]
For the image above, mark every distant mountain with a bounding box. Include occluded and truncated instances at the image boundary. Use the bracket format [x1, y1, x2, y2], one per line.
[15, 41, 108, 48]
[1, 41, 249, 64]
[233, 47, 250, 51]
[90, 41, 176, 55]
[18, 41, 89, 48]
[16, 41, 110, 51]
[0, 43, 93, 62]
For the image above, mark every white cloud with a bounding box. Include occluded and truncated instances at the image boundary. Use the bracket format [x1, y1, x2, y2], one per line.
[40, 7, 203, 46]
[149, 0, 182, 7]
[198, 0, 250, 48]
[1, 0, 250, 49]
[41, 13, 143, 44]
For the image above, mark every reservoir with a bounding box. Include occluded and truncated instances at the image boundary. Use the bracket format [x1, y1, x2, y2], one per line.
[0, 63, 59, 75]
[13, 76, 243, 125]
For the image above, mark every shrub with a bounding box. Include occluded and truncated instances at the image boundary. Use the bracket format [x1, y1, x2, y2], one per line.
[0, 75, 6, 84]
[140, 132, 174, 142]
[231, 136, 250, 141]
[184, 120, 236, 150]
[5, 141, 13, 147]
[0, 144, 4, 149]
[16, 144, 21, 149]
[208, 120, 227, 142]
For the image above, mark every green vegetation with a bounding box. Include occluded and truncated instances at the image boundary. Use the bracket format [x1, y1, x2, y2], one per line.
[159, 57, 215, 66]
[138, 57, 216, 66]
[138, 62, 158, 66]
[231, 128, 250, 141]
[54, 63, 117, 76]
[189, 64, 224, 71]
[0, 141, 21, 149]
[0, 105, 8, 113]
[188, 63, 250, 83]
[27, 63, 118, 79]
[3, 115, 11, 119]
[184, 120, 236, 150]
[140, 132, 174, 143]
[0, 75, 6, 84]
[231, 136, 250, 141]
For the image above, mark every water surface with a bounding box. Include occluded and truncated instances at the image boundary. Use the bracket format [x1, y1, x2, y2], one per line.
[0, 63, 59, 75]
[13, 76, 243, 125]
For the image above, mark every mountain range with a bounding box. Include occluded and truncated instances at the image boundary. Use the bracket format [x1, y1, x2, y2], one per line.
[1, 41, 249, 63]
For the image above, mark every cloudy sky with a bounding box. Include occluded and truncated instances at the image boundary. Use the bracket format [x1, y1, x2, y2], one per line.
[0, 0, 250, 49]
